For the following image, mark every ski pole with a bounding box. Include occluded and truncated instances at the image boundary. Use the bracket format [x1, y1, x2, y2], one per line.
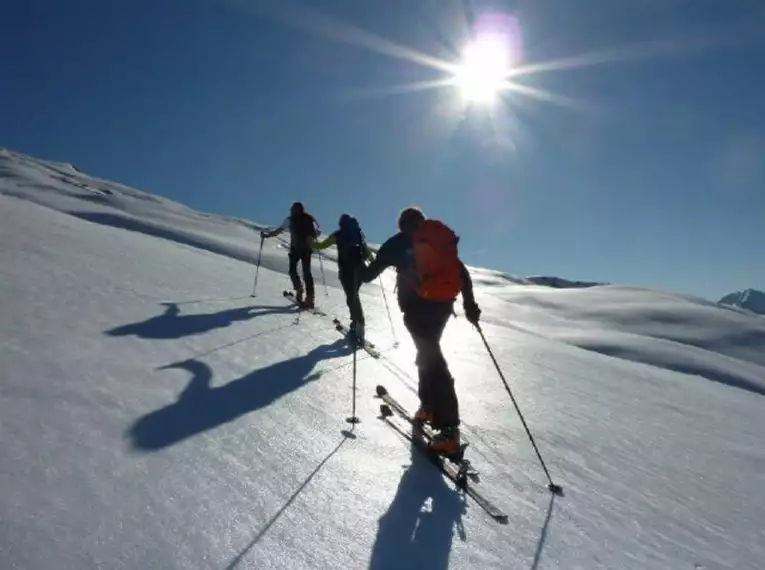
[476, 325, 562, 495]
[318, 254, 328, 296]
[251, 236, 265, 297]
[346, 334, 360, 424]
[345, 272, 361, 424]
[379, 277, 398, 346]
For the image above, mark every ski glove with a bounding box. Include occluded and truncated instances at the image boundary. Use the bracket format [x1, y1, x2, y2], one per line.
[463, 299, 481, 325]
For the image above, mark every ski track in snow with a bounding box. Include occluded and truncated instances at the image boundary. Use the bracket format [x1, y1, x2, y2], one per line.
[1, 148, 765, 569]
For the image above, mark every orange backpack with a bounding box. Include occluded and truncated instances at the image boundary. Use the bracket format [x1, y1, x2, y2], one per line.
[411, 219, 463, 302]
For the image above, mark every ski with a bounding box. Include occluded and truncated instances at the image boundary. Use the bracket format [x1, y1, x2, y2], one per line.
[333, 318, 381, 359]
[378, 407, 508, 523]
[282, 290, 327, 316]
[375, 385, 477, 477]
[375, 386, 507, 523]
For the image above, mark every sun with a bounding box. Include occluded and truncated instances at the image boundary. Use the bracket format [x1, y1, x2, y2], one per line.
[452, 36, 514, 105]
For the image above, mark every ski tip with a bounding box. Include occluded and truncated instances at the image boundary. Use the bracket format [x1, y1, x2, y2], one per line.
[375, 385, 387, 397]
[379, 404, 393, 418]
[341, 428, 357, 439]
[496, 515, 510, 525]
[548, 483, 564, 496]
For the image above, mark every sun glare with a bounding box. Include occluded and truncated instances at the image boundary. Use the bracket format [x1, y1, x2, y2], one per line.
[453, 35, 514, 104]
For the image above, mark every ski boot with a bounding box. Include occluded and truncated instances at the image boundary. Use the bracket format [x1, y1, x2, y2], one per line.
[413, 407, 434, 424]
[429, 427, 461, 457]
[294, 285, 305, 306]
[349, 321, 365, 344]
[412, 407, 433, 435]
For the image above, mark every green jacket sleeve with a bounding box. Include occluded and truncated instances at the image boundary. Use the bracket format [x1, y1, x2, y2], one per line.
[311, 233, 337, 251]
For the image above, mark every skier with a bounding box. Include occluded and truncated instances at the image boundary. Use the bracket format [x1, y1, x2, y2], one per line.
[360, 206, 481, 455]
[261, 201, 320, 308]
[312, 213, 373, 341]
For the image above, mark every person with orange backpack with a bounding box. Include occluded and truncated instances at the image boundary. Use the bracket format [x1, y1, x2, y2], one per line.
[360, 206, 481, 455]
[261, 201, 320, 308]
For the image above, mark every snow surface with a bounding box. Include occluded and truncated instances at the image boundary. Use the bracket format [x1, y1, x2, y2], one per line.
[2, 148, 765, 570]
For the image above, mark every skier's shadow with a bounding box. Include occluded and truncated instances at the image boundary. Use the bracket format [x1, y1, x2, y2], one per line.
[105, 302, 296, 340]
[127, 339, 351, 451]
[369, 444, 466, 570]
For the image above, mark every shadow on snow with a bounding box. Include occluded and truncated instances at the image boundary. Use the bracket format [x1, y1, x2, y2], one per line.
[127, 339, 351, 451]
[225, 431, 355, 569]
[368, 443, 466, 570]
[67, 211, 340, 287]
[105, 302, 296, 340]
[369, 437, 557, 570]
[577, 341, 765, 397]
[68, 211, 260, 265]
[530, 493, 556, 570]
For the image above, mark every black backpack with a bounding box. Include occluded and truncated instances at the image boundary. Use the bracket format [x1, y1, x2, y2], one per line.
[291, 212, 319, 244]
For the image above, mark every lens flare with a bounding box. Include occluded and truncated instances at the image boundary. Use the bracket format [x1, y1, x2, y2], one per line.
[448, 13, 523, 106]
[453, 35, 512, 104]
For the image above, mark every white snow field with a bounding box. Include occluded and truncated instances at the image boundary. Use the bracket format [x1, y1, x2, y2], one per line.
[2, 147, 765, 570]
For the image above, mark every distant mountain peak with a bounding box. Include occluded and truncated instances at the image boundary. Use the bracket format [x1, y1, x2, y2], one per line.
[719, 289, 765, 315]
[525, 275, 605, 289]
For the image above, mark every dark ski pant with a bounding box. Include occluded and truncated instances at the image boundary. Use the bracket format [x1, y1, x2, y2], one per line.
[339, 261, 364, 325]
[288, 249, 314, 298]
[403, 300, 459, 430]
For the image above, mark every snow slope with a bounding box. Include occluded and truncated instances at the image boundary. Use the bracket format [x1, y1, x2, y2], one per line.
[2, 149, 765, 570]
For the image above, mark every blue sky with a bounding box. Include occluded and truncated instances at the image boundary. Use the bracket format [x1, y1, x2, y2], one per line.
[2, 0, 764, 300]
